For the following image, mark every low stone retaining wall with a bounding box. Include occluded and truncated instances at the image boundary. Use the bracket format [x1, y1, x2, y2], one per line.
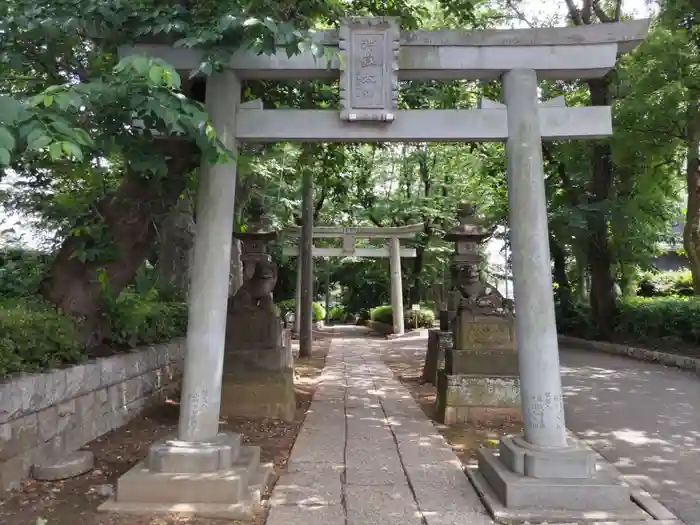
[559, 335, 700, 375]
[0, 339, 185, 491]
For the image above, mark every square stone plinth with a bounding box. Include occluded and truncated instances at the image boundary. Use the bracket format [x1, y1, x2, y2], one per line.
[436, 372, 521, 425]
[221, 369, 296, 421]
[468, 449, 649, 523]
[99, 446, 273, 520]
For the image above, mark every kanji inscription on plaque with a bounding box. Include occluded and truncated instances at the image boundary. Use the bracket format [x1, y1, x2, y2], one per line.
[339, 17, 399, 122]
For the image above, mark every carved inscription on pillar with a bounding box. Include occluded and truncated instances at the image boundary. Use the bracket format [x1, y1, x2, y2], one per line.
[339, 16, 399, 122]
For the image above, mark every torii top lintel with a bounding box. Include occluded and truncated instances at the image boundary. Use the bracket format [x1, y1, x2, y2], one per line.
[120, 19, 649, 82]
[283, 224, 424, 239]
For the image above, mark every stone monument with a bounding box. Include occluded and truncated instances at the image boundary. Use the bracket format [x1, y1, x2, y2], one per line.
[435, 203, 521, 424]
[220, 202, 295, 421]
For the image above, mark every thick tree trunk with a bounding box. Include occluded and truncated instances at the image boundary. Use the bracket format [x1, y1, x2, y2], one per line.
[586, 77, 617, 339]
[683, 99, 700, 294]
[40, 139, 197, 346]
[157, 194, 195, 297]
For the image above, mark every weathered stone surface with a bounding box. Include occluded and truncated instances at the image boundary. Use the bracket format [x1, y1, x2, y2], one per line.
[33, 450, 94, 481]
[266, 502, 345, 525]
[445, 347, 518, 376]
[454, 312, 515, 351]
[220, 370, 296, 422]
[0, 413, 38, 461]
[0, 340, 184, 492]
[346, 484, 423, 525]
[435, 372, 521, 425]
[339, 16, 400, 122]
[270, 464, 343, 506]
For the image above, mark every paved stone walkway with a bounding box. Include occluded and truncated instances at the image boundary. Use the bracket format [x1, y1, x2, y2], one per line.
[266, 327, 492, 525]
[561, 347, 700, 525]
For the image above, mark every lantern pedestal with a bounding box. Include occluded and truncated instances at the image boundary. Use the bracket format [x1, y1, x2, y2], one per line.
[432, 204, 521, 425]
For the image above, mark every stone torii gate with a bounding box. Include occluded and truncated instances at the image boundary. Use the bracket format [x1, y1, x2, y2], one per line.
[283, 224, 423, 336]
[105, 16, 650, 522]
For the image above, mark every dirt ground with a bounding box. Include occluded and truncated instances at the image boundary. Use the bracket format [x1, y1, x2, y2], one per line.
[381, 340, 523, 466]
[0, 337, 331, 525]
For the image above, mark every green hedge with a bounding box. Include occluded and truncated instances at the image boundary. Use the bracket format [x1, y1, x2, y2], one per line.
[0, 298, 83, 376]
[0, 293, 188, 377]
[615, 297, 700, 343]
[557, 296, 700, 345]
[370, 305, 435, 329]
[276, 299, 326, 321]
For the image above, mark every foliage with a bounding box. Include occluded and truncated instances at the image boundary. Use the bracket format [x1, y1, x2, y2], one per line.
[0, 249, 51, 297]
[615, 297, 700, 344]
[637, 270, 694, 297]
[557, 295, 700, 346]
[405, 307, 436, 328]
[328, 305, 348, 322]
[0, 297, 83, 376]
[104, 291, 188, 348]
[276, 299, 326, 321]
[370, 304, 435, 328]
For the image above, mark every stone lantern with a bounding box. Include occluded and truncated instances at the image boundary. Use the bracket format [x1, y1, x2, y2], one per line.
[233, 198, 279, 283]
[221, 200, 295, 422]
[435, 203, 521, 425]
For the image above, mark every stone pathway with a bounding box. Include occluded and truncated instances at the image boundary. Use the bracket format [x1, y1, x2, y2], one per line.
[266, 326, 492, 525]
[561, 347, 700, 525]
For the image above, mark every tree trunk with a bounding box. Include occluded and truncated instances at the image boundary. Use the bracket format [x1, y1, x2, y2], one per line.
[550, 233, 572, 313]
[683, 98, 700, 294]
[410, 245, 425, 305]
[40, 139, 197, 346]
[586, 77, 617, 339]
[157, 194, 195, 298]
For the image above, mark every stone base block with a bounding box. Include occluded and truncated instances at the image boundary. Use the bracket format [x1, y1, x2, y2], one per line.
[435, 372, 521, 425]
[468, 448, 649, 523]
[33, 451, 94, 481]
[148, 432, 241, 473]
[421, 329, 452, 385]
[221, 370, 296, 422]
[499, 435, 595, 479]
[99, 446, 273, 520]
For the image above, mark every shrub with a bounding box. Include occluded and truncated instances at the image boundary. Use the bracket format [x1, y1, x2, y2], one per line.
[370, 305, 393, 325]
[277, 299, 296, 317]
[105, 290, 188, 348]
[614, 297, 700, 344]
[328, 305, 347, 322]
[312, 302, 326, 321]
[406, 308, 436, 328]
[637, 270, 693, 297]
[370, 305, 435, 329]
[275, 300, 326, 321]
[0, 249, 51, 297]
[0, 298, 84, 376]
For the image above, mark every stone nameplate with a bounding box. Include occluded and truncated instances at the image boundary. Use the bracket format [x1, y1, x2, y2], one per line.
[456, 314, 515, 350]
[339, 16, 399, 122]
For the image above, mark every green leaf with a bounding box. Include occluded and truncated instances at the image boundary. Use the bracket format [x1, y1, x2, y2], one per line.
[132, 56, 151, 74]
[43, 95, 53, 106]
[0, 126, 16, 151]
[27, 134, 52, 151]
[148, 65, 163, 85]
[0, 147, 10, 166]
[62, 141, 83, 161]
[49, 141, 63, 160]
